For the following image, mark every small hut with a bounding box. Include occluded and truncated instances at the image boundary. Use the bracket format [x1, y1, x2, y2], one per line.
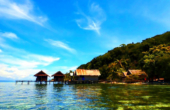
[121, 72, 127, 82]
[34, 70, 49, 82]
[121, 69, 147, 83]
[52, 71, 65, 81]
[74, 69, 101, 81]
[126, 69, 148, 82]
[127, 69, 147, 78]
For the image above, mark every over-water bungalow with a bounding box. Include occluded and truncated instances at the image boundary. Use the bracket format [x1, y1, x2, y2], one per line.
[34, 70, 49, 82]
[74, 69, 101, 81]
[52, 71, 65, 81]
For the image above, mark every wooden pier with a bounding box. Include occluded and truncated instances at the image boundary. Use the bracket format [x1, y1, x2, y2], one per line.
[15, 80, 98, 85]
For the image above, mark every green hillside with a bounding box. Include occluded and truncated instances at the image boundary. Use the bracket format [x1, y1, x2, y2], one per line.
[78, 31, 170, 81]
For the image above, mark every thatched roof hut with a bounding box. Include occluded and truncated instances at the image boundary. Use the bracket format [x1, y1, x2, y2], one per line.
[52, 71, 65, 81]
[74, 69, 100, 81]
[74, 69, 100, 76]
[34, 70, 49, 81]
[122, 72, 128, 78]
[127, 69, 147, 76]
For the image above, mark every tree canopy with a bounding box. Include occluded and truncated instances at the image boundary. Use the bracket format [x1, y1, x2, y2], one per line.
[78, 31, 170, 81]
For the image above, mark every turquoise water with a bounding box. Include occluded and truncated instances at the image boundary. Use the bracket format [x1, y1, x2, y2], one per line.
[0, 82, 170, 109]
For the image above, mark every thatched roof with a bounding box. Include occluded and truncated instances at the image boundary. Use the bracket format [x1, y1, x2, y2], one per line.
[34, 70, 49, 77]
[75, 69, 100, 76]
[128, 70, 147, 76]
[122, 72, 127, 77]
[52, 71, 65, 77]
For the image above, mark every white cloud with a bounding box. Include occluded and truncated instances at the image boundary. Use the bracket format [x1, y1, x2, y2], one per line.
[0, 0, 47, 26]
[0, 41, 60, 79]
[45, 39, 76, 53]
[0, 54, 60, 79]
[26, 54, 60, 67]
[76, 3, 106, 35]
[0, 49, 2, 52]
[0, 32, 18, 39]
[0, 64, 39, 79]
[0, 54, 60, 69]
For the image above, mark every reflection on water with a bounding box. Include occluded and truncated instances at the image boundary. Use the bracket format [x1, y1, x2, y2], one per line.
[53, 84, 64, 92]
[33, 84, 48, 109]
[0, 83, 170, 109]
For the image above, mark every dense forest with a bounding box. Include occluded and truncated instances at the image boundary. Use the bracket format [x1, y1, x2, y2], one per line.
[78, 31, 170, 81]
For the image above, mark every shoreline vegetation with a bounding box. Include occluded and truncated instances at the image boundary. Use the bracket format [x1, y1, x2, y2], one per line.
[77, 31, 170, 83]
[98, 81, 158, 85]
[98, 80, 170, 85]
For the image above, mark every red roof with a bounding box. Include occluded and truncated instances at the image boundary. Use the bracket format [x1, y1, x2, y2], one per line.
[52, 71, 65, 76]
[34, 70, 49, 77]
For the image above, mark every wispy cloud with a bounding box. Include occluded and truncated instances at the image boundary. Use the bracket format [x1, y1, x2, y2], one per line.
[0, 52, 60, 79]
[26, 54, 60, 67]
[0, 41, 60, 79]
[0, 49, 2, 52]
[0, 54, 60, 69]
[0, 32, 18, 39]
[0, 0, 47, 26]
[76, 3, 106, 35]
[45, 39, 76, 53]
[0, 64, 40, 79]
[0, 41, 60, 69]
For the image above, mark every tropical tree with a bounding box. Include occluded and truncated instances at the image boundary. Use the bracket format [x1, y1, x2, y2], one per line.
[140, 44, 170, 80]
[106, 62, 125, 81]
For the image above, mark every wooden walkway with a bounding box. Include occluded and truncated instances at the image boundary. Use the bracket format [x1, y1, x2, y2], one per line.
[15, 80, 98, 85]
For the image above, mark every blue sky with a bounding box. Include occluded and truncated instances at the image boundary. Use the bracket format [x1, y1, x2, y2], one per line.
[0, 0, 170, 80]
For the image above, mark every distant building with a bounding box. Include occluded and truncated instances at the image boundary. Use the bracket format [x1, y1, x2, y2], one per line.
[122, 71, 128, 82]
[52, 71, 65, 81]
[122, 69, 148, 82]
[127, 69, 147, 78]
[74, 69, 101, 81]
[151, 77, 164, 82]
[34, 70, 49, 81]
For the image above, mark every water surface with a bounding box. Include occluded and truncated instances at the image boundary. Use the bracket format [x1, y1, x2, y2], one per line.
[0, 82, 170, 109]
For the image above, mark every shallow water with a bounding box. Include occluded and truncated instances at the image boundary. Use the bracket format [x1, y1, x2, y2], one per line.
[0, 82, 170, 109]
